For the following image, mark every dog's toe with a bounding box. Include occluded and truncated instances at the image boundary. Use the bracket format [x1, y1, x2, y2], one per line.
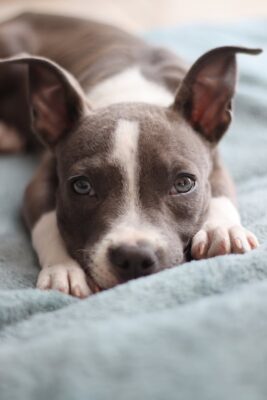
[191, 229, 209, 259]
[68, 267, 91, 298]
[36, 264, 92, 298]
[207, 227, 231, 257]
[191, 225, 259, 260]
[229, 226, 259, 253]
[36, 270, 52, 290]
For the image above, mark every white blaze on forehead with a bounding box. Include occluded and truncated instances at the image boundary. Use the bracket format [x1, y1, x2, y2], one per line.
[88, 118, 168, 289]
[113, 119, 140, 206]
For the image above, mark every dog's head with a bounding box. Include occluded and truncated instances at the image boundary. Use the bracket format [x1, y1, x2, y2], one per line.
[1, 47, 261, 289]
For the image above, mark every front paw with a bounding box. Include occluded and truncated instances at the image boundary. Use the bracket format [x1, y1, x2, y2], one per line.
[36, 263, 92, 298]
[191, 225, 259, 260]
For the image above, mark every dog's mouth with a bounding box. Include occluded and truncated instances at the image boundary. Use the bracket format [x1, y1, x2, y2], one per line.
[81, 240, 190, 293]
[84, 250, 191, 293]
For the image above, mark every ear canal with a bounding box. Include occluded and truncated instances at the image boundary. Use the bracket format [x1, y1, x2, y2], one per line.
[0, 54, 89, 147]
[173, 46, 262, 143]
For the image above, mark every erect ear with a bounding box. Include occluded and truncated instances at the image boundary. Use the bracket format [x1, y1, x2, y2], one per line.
[0, 54, 89, 147]
[173, 46, 262, 143]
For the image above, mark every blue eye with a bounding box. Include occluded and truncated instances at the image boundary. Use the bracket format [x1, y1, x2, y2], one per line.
[169, 174, 196, 195]
[71, 177, 95, 196]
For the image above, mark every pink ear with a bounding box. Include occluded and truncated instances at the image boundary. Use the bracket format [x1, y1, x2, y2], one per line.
[174, 46, 262, 142]
[0, 55, 88, 146]
[30, 66, 71, 144]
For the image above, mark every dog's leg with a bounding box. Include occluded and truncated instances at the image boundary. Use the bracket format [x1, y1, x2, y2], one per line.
[191, 154, 259, 259]
[33, 212, 92, 298]
[23, 154, 92, 298]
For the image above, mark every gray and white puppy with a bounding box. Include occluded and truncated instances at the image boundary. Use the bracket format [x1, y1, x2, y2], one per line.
[0, 12, 261, 297]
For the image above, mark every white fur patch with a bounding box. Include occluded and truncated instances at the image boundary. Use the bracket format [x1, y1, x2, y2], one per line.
[87, 67, 173, 108]
[32, 210, 78, 269]
[113, 119, 139, 208]
[204, 196, 241, 230]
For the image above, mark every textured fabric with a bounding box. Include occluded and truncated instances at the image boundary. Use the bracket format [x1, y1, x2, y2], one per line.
[0, 20, 266, 400]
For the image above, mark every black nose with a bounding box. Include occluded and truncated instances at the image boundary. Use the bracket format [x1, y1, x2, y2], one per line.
[108, 243, 157, 281]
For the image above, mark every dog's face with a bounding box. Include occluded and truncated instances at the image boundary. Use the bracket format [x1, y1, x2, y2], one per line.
[55, 104, 211, 288]
[1, 46, 260, 289]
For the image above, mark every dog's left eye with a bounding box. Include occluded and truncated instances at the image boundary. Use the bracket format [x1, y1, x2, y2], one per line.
[71, 177, 96, 196]
[169, 174, 196, 195]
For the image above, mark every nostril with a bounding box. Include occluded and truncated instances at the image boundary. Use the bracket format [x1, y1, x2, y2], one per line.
[141, 257, 154, 270]
[121, 260, 130, 270]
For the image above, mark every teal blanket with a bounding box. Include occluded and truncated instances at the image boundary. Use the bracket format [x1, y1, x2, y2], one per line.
[0, 20, 267, 400]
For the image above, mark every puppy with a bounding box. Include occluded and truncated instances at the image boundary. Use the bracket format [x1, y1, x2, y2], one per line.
[0, 12, 261, 297]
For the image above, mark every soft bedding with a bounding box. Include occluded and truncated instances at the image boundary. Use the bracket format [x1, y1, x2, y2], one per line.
[0, 19, 266, 400]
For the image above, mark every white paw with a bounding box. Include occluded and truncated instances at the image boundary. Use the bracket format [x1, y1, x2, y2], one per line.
[36, 263, 92, 298]
[191, 224, 259, 260]
[0, 121, 25, 153]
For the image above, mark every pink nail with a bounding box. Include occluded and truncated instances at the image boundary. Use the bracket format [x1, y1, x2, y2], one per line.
[199, 243, 205, 257]
[235, 238, 243, 251]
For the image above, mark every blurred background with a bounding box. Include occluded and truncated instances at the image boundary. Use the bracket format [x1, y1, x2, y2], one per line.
[1, 0, 267, 32]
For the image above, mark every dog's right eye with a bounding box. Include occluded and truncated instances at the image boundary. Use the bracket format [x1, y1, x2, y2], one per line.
[169, 173, 196, 195]
[71, 177, 96, 196]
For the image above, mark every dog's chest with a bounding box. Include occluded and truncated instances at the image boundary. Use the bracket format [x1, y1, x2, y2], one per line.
[86, 66, 173, 108]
